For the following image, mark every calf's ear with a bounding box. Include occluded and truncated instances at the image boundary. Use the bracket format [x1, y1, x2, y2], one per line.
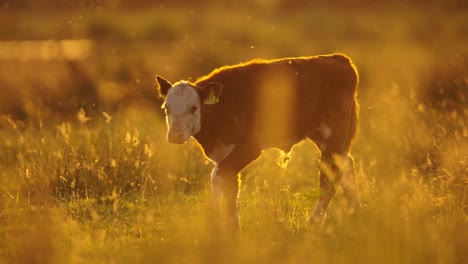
[156, 75, 172, 98]
[202, 82, 223, 105]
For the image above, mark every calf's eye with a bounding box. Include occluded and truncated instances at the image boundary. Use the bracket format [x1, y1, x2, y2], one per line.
[190, 106, 198, 114]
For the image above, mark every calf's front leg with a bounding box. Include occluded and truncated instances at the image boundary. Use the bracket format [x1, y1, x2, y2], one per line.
[210, 143, 261, 234]
[208, 165, 223, 218]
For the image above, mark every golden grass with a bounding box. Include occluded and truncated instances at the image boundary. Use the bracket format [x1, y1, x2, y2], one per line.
[0, 93, 466, 263]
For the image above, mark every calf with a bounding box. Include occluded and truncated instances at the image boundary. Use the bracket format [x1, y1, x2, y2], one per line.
[156, 53, 360, 233]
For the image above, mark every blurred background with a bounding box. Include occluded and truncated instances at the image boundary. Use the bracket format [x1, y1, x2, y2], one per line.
[0, 1, 467, 263]
[0, 0, 466, 191]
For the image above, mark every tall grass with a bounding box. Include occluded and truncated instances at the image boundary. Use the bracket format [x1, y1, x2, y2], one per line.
[1, 90, 466, 263]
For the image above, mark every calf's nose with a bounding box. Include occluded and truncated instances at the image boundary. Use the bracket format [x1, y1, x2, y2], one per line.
[167, 130, 186, 144]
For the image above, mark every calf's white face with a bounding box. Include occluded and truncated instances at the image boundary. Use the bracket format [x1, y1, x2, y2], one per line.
[163, 82, 201, 144]
[156, 75, 223, 145]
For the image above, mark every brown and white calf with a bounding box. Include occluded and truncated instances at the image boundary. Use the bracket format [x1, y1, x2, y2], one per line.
[156, 53, 360, 232]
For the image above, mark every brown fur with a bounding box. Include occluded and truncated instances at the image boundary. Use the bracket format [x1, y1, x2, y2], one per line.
[193, 53, 359, 158]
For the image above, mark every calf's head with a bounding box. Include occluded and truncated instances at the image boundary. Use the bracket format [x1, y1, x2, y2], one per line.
[156, 75, 223, 144]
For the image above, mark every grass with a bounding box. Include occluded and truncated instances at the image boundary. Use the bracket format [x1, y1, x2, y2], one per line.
[1, 3, 467, 264]
[0, 96, 466, 264]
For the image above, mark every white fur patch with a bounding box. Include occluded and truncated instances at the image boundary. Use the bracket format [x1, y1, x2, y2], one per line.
[320, 123, 332, 140]
[206, 142, 236, 164]
[164, 82, 201, 143]
[210, 165, 223, 208]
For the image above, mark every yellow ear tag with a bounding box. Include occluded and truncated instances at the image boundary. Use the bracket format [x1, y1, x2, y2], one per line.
[203, 89, 220, 105]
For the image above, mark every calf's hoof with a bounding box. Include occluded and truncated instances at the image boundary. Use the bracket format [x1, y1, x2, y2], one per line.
[308, 211, 325, 228]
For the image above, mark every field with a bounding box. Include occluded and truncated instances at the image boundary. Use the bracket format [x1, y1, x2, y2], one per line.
[0, 1, 467, 263]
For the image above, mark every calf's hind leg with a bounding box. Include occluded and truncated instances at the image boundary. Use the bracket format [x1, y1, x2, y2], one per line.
[339, 154, 361, 213]
[309, 152, 361, 226]
[309, 154, 337, 226]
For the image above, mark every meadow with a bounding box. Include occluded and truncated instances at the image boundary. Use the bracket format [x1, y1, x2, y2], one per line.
[0, 2, 467, 263]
